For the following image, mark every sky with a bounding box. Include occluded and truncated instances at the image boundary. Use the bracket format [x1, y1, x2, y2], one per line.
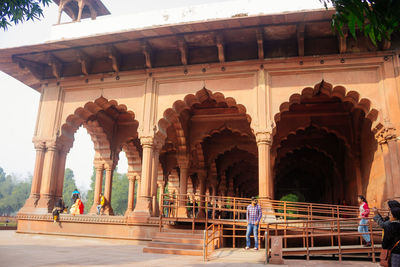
[0, 0, 325, 191]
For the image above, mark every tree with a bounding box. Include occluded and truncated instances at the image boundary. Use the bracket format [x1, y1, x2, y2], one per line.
[0, 168, 31, 215]
[62, 168, 78, 208]
[321, 0, 400, 46]
[0, 0, 52, 30]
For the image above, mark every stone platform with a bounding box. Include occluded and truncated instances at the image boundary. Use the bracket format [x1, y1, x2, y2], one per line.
[0, 230, 380, 267]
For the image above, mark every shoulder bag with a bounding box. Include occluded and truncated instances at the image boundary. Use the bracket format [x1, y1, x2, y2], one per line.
[380, 239, 400, 267]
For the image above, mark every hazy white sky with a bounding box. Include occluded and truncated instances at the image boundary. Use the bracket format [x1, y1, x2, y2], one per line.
[0, 0, 325, 191]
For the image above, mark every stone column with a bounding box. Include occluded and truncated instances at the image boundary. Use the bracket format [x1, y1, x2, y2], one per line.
[151, 145, 161, 217]
[131, 137, 153, 222]
[125, 172, 136, 216]
[103, 165, 114, 215]
[197, 170, 207, 218]
[158, 181, 165, 216]
[54, 147, 69, 201]
[36, 142, 59, 213]
[177, 160, 189, 217]
[89, 163, 104, 214]
[378, 128, 400, 200]
[256, 131, 273, 199]
[19, 141, 46, 213]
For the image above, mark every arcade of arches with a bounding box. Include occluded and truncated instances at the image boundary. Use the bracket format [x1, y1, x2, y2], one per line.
[19, 81, 400, 222]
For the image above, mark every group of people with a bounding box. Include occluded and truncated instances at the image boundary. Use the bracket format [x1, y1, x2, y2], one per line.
[243, 194, 400, 263]
[357, 195, 400, 266]
[51, 189, 86, 223]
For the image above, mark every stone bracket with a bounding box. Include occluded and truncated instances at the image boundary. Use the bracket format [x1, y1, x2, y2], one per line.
[297, 23, 305, 57]
[256, 28, 264, 59]
[142, 41, 152, 69]
[107, 46, 121, 74]
[12, 56, 45, 81]
[177, 36, 188, 66]
[76, 49, 91, 76]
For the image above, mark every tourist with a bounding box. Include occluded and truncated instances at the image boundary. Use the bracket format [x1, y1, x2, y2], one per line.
[70, 197, 84, 215]
[97, 193, 105, 215]
[245, 196, 262, 250]
[357, 195, 371, 247]
[71, 189, 80, 204]
[52, 198, 66, 223]
[374, 204, 400, 267]
[374, 200, 400, 228]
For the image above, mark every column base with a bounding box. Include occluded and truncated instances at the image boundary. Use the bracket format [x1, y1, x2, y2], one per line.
[18, 195, 40, 213]
[130, 196, 151, 223]
[152, 196, 159, 217]
[102, 205, 114, 216]
[35, 194, 55, 214]
[89, 203, 100, 215]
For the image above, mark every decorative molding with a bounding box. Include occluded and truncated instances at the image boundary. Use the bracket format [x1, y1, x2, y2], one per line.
[255, 131, 272, 145]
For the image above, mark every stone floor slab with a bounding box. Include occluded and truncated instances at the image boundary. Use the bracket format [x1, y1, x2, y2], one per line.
[0, 231, 379, 267]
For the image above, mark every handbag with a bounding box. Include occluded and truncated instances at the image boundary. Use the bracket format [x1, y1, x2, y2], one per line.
[380, 239, 400, 267]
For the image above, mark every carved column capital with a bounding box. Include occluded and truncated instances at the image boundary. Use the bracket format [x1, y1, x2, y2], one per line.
[376, 127, 397, 145]
[33, 140, 46, 151]
[140, 136, 154, 148]
[127, 171, 137, 181]
[255, 131, 272, 146]
[46, 141, 59, 151]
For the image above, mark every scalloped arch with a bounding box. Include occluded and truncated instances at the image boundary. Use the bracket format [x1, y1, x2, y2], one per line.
[157, 87, 253, 155]
[273, 81, 381, 130]
[59, 96, 139, 163]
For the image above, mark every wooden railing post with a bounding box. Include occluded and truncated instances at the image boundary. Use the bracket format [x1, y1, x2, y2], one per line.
[192, 194, 195, 233]
[284, 201, 287, 222]
[159, 193, 164, 232]
[369, 219, 376, 263]
[336, 206, 342, 262]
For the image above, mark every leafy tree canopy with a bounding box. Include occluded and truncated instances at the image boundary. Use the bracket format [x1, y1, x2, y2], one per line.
[62, 168, 78, 209]
[321, 0, 400, 46]
[0, 167, 31, 215]
[0, 0, 52, 30]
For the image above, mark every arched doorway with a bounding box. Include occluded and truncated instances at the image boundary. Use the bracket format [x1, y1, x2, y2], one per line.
[272, 81, 379, 205]
[57, 96, 141, 215]
[157, 87, 257, 204]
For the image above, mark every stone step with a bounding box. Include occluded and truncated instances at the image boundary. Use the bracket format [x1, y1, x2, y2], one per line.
[162, 229, 204, 234]
[152, 236, 204, 244]
[148, 241, 203, 250]
[154, 231, 203, 239]
[143, 247, 203, 256]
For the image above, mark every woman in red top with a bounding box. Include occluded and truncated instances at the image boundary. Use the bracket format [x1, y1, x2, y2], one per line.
[358, 195, 371, 247]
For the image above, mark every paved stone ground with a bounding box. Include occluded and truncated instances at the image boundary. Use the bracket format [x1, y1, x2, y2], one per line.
[0, 231, 379, 267]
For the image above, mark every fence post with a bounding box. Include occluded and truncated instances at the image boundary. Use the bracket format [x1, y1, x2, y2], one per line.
[203, 229, 207, 261]
[369, 219, 376, 263]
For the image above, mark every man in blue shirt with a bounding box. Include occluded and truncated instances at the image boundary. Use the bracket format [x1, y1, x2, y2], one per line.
[245, 196, 262, 250]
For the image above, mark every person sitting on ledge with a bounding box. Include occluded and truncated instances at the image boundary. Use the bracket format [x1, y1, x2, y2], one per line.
[52, 199, 66, 223]
[97, 193, 105, 215]
[70, 197, 84, 215]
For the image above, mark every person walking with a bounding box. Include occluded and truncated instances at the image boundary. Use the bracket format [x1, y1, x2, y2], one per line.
[358, 195, 371, 247]
[245, 196, 262, 250]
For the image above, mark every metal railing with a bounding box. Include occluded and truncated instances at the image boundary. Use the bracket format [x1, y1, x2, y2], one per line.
[203, 223, 223, 261]
[265, 217, 381, 263]
[159, 193, 362, 233]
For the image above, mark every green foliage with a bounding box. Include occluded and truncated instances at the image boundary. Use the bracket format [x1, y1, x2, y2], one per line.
[278, 193, 305, 219]
[320, 0, 400, 46]
[84, 167, 130, 215]
[0, 167, 31, 215]
[62, 168, 78, 209]
[0, 0, 52, 30]
[110, 172, 128, 215]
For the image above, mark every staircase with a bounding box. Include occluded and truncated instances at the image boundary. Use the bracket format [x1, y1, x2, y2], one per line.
[143, 229, 204, 256]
